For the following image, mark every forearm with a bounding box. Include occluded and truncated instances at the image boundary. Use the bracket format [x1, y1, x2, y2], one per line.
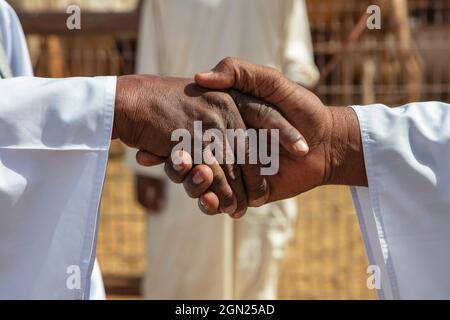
[327, 106, 368, 187]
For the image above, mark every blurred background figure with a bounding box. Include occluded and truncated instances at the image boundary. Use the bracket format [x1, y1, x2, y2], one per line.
[126, 0, 319, 300]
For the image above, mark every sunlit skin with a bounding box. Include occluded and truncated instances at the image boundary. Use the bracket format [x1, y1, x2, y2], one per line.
[114, 74, 308, 217]
[137, 58, 368, 217]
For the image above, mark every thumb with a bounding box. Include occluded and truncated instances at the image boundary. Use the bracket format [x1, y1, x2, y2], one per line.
[197, 58, 311, 158]
[195, 59, 237, 90]
[195, 71, 233, 90]
[195, 58, 285, 99]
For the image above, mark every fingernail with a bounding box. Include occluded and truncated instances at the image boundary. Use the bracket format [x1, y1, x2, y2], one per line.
[200, 198, 208, 209]
[193, 172, 205, 185]
[293, 139, 309, 155]
[198, 71, 213, 77]
[173, 163, 184, 172]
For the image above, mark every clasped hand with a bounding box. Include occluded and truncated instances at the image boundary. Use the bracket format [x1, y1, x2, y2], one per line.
[114, 58, 367, 218]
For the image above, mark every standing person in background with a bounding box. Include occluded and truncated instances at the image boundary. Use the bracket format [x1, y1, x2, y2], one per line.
[126, 0, 319, 300]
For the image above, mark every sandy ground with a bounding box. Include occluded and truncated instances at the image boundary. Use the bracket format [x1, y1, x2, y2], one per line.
[98, 150, 376, 300]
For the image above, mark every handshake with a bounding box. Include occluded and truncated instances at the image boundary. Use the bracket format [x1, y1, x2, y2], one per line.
[113, 58, 368, 218]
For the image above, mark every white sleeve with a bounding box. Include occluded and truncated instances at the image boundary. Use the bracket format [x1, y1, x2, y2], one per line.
[0, 0, 33, 77]
[351, 101, 450, 299]
[281, 0, 319, 87]
[0, 76, 116, 299]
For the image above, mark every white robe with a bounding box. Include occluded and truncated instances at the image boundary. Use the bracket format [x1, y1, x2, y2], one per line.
[352, 101, 450, 299]
[0, 0, 114, 299]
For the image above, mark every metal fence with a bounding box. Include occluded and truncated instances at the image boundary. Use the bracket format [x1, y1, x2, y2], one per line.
[21, 0, 450, 299]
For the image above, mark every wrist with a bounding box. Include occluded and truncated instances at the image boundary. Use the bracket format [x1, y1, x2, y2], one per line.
[326, 106, 368, 187]
[113, 76, 130, 140]
[113, 75, 148, 140]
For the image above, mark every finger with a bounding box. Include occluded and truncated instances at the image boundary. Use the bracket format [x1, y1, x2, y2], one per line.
[136, 150, 166, 166]
[195, 64, 235, 90]
[219, 161, 248, 218]
[232, 94, 309, 156]
[203, 127, 250, 217]
[164, 150, 193, 184]
[183, 164, 214, 199]
[198, 190, 247, 219]
[164, 147, 240, 216]
[202, 148, 238, 215]
[198, 191, 220, 215]
[211, 140, 249, 217]
[196, 58, 310, 157]
[195, 57, 280, 95]
[195, 57, 243, 90]
[226, 114, 270, 209]
[241, 163, 269, 208]
[195, 57, 303, 113]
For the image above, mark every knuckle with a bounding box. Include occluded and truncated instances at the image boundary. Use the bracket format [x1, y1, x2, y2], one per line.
[202, 109, 225, 129]
[216, 57, 239, 77]
[229, 90, 246, 108]
[235, 192, 248, 212]
[263, 68, 284, 90]
[221, 190, 235, 205]
[247, 178, 268, 200]
[211, 168, 224, 183]
[265, 65, 283, 79]
[204, 92, 233, 111]
[183, 182, 199, 199]
[210, 177, 234, 205]
[221, 57, 247, 90]
[255, 103, 275, 122]
[231, 164, 242, 180]
[221, 56, 238, 68]
[164, 162, 182, 183]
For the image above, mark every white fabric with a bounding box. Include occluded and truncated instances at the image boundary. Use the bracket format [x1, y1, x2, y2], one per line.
[0, 0, 108, 300]
[234, 200, 297, 300]
[0, 75, 115, 299]
[89, 260, 106, 300]
[0, 0, 32, 77]
[137, 0, 319, 86]
[0, 0, 115, 299]
[130, 0, 314, 299]
[351, 102, 450, 299]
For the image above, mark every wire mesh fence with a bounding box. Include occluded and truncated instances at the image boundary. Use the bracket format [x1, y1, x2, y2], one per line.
[22, 0, 450, 299]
